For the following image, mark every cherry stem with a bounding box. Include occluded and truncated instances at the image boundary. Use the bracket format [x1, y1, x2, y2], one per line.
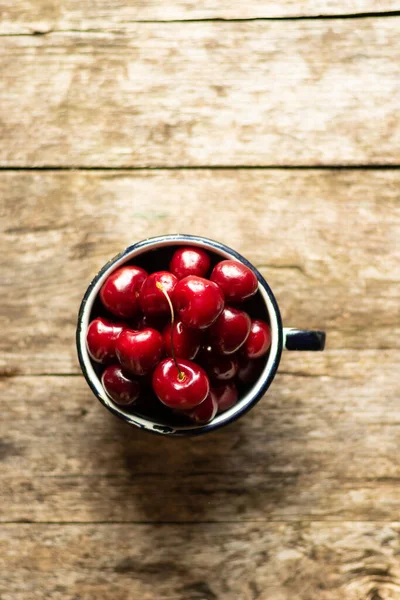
[156, 282, 185, 381]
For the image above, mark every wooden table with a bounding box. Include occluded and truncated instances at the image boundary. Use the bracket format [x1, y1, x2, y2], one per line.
[1, 2, 400, 598]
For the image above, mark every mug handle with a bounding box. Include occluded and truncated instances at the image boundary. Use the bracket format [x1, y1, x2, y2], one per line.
[283, 328, 326, 351]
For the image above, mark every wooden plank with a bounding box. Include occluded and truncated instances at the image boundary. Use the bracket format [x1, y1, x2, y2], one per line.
[1, 1, 399, 34]
[1, 169, 399, 375]
[1, 350, 399, 523]
[1, 522, 400, 599]
[1, 19, 400, 167]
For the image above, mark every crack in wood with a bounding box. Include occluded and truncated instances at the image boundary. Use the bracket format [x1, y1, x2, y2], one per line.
[0, 11, 399, 34]
[1, 165, 400, 171]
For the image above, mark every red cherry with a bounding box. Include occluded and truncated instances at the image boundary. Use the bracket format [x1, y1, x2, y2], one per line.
[212, 382, 239, 414]
[139, 271, 178, 316]
[210, 260, 258, 303]
[86, 317, 126, 364]
[237, 356, 265, 384]
[184, 391, 218, 424]
[198, 346, 239, 381]
[173, 276, 224, 329]
[208, 306, 251, 355]
[170, 247, 211, 280]
[100, 266, 147, 318]
[152, 358, 209, 410]
[102, 364, 140, 406]
[243, 320, 272, 359]
[116, 328, 164, 376]
[162, 321, 202, 360]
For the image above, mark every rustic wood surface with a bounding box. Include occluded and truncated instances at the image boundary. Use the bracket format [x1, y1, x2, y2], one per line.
[2, 0, 400, 33]
[1, 3, 400, 599]
[2, 169, 399, 376]
[1, 350, 399, 524]
[1, 523, 400, 600]
[1, 19, 400, 167]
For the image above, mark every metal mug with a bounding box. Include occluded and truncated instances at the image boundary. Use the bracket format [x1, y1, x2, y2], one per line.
[76, 234, 325, 436]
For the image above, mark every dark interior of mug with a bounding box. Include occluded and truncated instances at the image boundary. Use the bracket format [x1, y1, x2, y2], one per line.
[87, 243, 271, 431]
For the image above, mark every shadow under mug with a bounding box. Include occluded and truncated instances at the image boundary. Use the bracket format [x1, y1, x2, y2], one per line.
[76, 234, 325, 436]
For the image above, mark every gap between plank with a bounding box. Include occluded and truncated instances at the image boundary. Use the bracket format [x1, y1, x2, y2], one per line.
[0, 373, 83, 378]
[1, 165, 400, 172]
[0, 11, 399, 35]
[1, 519, 398, 525]
[1, 473, 398, 480]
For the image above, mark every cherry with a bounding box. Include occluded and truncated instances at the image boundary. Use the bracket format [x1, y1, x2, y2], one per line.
[210, 260, 258, 303]
[208, 306, 251, 355]
[139, 271, 178, 316]
[100, 265, 147, 319]
[170, 247, 211, 280]
[102, 364, 141, 406]
[152, 358, 209, 410]
[116, 328, 164, 376]
[184, 391, 218, 424]
[237, 356, 265, 384]
[162, 321, 202, 360]
[198, 346, 239, 381]
[211, 382, 238, 414]
[173, 276, 224, 329]
[243, 320, 272, 359]
[86, 317, 126, 364]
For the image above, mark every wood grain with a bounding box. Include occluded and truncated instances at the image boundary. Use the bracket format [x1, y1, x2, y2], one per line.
[1, 349, 399, 523]
[1, 19, 400, 167]
[1, 169, 399, 375]
[1, 523, 400, 600]
[1, 3, 400, 596]
[1, 0, 399, 35]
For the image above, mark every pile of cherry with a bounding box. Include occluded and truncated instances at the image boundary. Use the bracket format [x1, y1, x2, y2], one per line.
[86, 246, 271, 425]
